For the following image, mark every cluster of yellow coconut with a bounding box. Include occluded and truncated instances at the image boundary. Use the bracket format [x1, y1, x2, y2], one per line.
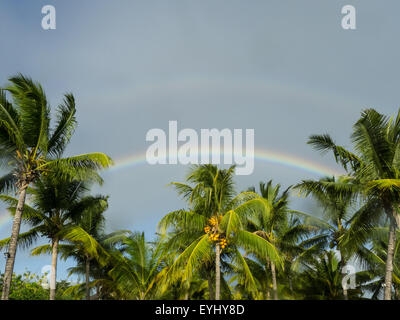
[204, 216, 228, 250]
[204, 226, 211, 233]
[219, 238, 228, 249]
[209, 232, 220, 241]
[208, 216, 220, 226]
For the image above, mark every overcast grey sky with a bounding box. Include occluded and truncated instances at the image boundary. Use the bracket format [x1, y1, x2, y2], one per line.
[1, 0, 399, 280]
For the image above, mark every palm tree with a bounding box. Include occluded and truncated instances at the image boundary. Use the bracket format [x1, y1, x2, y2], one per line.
[159, 165, 282, 300]
[63, 230, 131, 300]
[245, 180, 315, 300]
[105, 232, 165, 300]
[0, 74, 112, 299]
[61, 194, 109, 300]
[293, 176, 384, 299]
[354, 229, 400, 299]
[0, 176, 107, 300]
[229, 256, 271, 300]
[307, 108, 400, 299]
[156, 249, 209, 300]
[295, 250, 363, 299]
[247, 181, 288, 300]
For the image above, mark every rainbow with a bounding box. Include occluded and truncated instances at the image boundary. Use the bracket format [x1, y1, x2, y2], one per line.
[108, 148, 343, 177]
[0, 76, 350, 229]
[0, 148, 343, 229]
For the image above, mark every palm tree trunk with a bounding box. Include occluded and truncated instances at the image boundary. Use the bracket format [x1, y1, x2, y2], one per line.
[270, 261, 278, 300]
[85, 258, 90, 300]
[215, 243, 221, 300]
[384, 216, 396, 300]
[50, 238, 59, 300]
[393, 210, 400, 229]
[207, 274, 214, 300]
[1, 186, 27, 300]
[183, 291, 189, 300]
[342, 281, 348, 299]
[289, 276, 294, 295]
[96, 284, 101, 300]
[339, 253, 348, 300]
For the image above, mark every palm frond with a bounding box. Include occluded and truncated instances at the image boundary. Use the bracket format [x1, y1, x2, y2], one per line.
[167, 234, 213, 282]
[0, 173, 17, 193]
[0, 227, 41, 251]
[59, 226, 109, 264]
[6, 73, 50, 153]
[47, 93, 77, 157]
[236, 230, 283, 269]
[38, 153, 113, 182]
[31, 244, 53, 256]
[158, 210, 207, 234]
[308, 134, 361, 172]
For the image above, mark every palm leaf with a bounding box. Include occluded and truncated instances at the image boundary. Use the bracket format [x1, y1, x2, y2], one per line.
[38, 153, 113, 182]
[6, 74, 50, 152]
[236, 230, 283, 269]
[47, 93, 77, 157]
[167, 234, 213, 282]
[0, 227, 41, 251]
[308, 134, 361, 172]
[0, 173, 17, 193]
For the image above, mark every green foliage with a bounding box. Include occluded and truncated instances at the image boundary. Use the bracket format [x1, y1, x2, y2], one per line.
[0, 271, 74, 300]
